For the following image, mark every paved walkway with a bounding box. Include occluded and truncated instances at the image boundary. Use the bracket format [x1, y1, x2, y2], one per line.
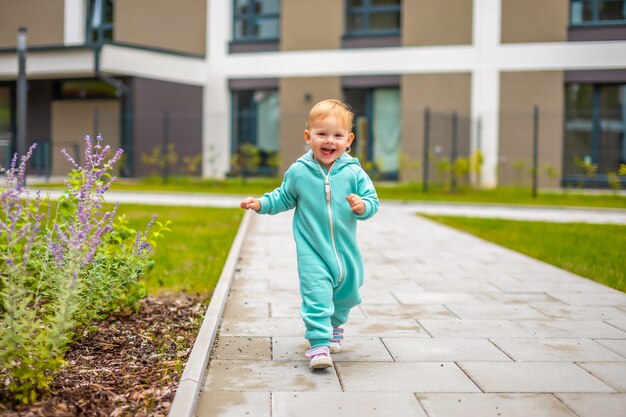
[194, 204, 626, 417]
[36, 189, 626, 224]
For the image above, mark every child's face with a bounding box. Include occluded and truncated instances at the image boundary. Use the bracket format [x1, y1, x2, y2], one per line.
[304, 116, 354, 170]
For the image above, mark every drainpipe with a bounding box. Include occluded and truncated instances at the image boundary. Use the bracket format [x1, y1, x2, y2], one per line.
[93, 45, 133, 177]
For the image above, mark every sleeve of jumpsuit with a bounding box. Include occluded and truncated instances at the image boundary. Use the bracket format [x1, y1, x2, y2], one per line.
[352, 166, 379, 221]
[256, 164, 301, 215]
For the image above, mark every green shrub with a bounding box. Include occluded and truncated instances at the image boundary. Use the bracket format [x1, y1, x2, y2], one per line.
[0, 136, 169, 403]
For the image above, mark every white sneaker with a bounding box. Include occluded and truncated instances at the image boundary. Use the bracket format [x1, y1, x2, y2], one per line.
[329, 327, 344, 354]
[329, 341, 341, 354]
[306, 346, 333, 369]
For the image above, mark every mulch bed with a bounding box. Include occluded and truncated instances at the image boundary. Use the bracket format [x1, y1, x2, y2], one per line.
[1, 293, 206, 417]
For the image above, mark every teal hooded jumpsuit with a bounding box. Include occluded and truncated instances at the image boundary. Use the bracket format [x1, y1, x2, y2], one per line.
[257, 150, 379, 348]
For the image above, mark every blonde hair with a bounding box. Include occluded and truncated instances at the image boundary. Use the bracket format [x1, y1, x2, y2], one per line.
[306, 99, 354, 131]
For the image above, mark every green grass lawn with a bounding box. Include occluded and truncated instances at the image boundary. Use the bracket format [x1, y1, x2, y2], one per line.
[377, 183, 626, 209]
[423, 215, 626, 293]
[113, 204, 243, 298]
[34, 176, 626, 209]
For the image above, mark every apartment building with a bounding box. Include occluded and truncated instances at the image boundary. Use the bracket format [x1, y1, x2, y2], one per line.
[0, 0, 625, 187]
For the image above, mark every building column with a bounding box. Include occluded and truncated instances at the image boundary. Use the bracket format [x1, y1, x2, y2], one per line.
[471, 0, 501, 188]
[202, 0, 232, 178]
[64, 0, 87, 46]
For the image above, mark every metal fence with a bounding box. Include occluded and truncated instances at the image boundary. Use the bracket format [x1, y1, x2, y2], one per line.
[3, 107, 625, 190]
[422, 109, 472, 192]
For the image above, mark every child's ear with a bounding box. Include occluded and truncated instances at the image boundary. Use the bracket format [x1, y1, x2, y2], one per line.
[347, 132, 355, 146]
[304, 130, 311, 144]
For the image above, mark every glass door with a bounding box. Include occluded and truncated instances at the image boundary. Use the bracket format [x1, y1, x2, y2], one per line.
[564, 83, 626, 186]
[344, 87, 401, 179]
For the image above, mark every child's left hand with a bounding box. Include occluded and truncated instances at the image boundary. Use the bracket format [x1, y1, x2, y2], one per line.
[346, 193, 365, 215]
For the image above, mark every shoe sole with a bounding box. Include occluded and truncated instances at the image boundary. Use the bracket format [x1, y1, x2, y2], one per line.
[329, 345, 341, 354]
[310, 357, 333, 369]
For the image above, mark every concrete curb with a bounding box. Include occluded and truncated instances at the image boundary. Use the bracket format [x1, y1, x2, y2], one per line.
[167, 210, 253, 417]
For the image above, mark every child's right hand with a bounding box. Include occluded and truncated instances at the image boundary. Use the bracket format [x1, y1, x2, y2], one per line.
[240, 197, 261, 211]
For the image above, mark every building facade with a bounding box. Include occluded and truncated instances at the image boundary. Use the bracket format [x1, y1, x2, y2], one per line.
[1, 0, 625, 187]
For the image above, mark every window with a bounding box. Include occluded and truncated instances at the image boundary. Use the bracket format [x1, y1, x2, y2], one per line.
[0, 86, 13, 169]
[233, 0, 280, 41]
[231, 90, 280, 175]
[571, 0, 626, 25]
[88, 0, 114, 44]
[346, 0, 401, 37]
[564, 83, 626, 185]
[344, 87, 401, 179]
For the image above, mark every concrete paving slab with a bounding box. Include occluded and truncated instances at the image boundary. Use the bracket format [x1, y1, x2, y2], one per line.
[226, 288, 296, 304]
[222, 301, 269, 318]
[417, 393, 577, 417]
[204, 360, 341, 392]
[608, 320, 626, 332]
[577, 362, 626, 392]
[359, 303, 457, 320]
[472, 292, 564, 305]
[458, 362, 615, 393]
[548, 292, 626, 306]
[230, 278, 269, 290]
[490, 338, 626, 362]
[361, 281, 425, 295]
[555, 393, 626, 417]
[269, 303, 367, 320]
[515, 320, 626, 339]
[196, 391, 270, 417]
[272, 337, 393, 362]
[268, 303, 301, 318]
[419, 319, 534, 338]
[445, 304, 549, 320]
[273, 392, 427, 417]
[358, 289, 402, 304]
[530, 304, 626, 320]
[269, 280, 300, 290]
[219, 318, 304, 337]
[336, 362, 480, 393]
[382, 337, 511, 362]
[343, 318, 429, 337]
[392, 292, 483, 305]
[212, 336, 271, 361]
[490, 280, 617, 294]
[413, 278, 502, 293]
[596, 339, 626, 359]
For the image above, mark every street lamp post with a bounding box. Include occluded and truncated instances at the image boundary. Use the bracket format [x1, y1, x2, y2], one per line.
[17, 27, 28, 159]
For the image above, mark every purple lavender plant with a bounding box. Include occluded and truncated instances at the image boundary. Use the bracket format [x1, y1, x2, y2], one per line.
[1, 135, 163, 404]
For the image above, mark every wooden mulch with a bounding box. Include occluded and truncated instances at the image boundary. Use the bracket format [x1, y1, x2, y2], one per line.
[1, 293, 206, 417]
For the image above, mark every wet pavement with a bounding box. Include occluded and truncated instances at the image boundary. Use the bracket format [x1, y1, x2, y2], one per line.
[193, 204, 626, 417]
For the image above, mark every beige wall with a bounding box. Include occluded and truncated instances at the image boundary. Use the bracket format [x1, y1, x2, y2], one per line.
[278, 77, 342, 173]
[403, 0, 473, 46]
[0, 0, 64, 48]
[282, 0, 342, 50]
[501, 0, 568, 43]
[115, 0, 206, 55]
[498, 71, 564, 187]
[51, 100, 121, 176]
[400, 73, 471, 182]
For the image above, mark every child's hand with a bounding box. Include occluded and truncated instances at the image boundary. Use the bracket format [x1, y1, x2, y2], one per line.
[346, 193, 365, 215]
[240, 197, 261, 211]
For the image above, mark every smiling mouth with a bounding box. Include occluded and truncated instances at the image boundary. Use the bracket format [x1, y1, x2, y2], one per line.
[321, 147, 336, 156]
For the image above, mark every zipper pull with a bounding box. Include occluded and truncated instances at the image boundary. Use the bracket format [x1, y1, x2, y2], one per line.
[325, 177, 331, 202]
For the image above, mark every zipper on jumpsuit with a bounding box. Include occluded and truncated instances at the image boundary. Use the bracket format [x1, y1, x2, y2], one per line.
[318, 163, 344, 285]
